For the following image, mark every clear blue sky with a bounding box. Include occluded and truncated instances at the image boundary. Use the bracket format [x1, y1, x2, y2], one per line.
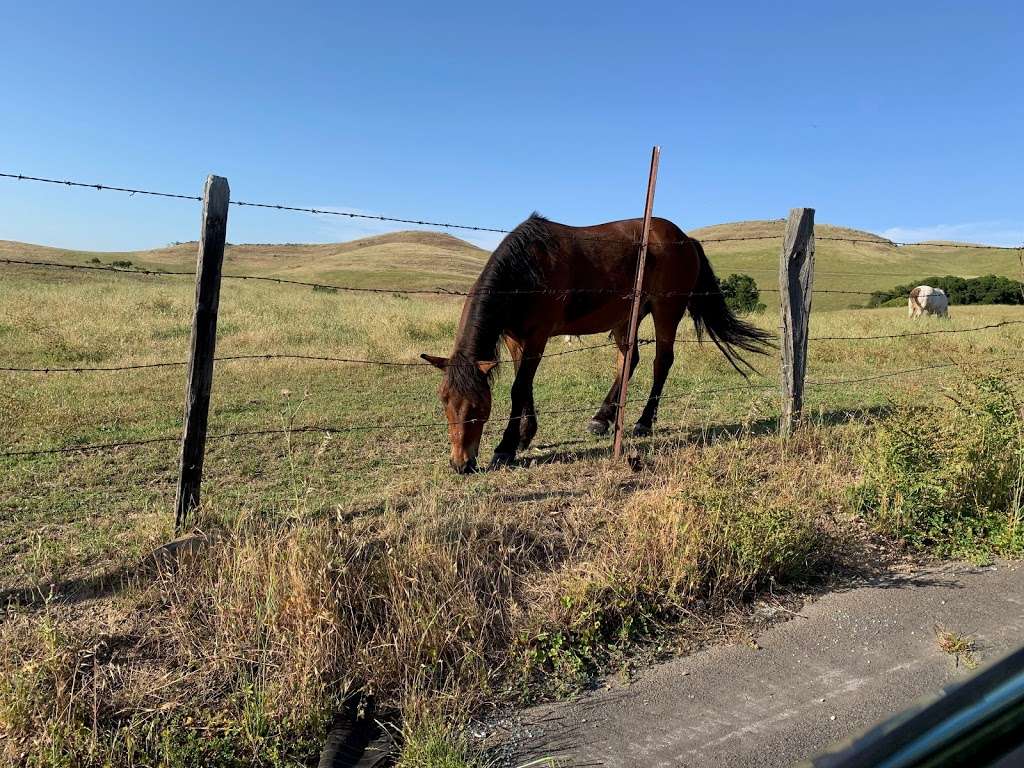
[2, 1, 1021, 251]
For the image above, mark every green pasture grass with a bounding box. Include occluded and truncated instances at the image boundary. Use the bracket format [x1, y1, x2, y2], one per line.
[2, 250, 1024, 588]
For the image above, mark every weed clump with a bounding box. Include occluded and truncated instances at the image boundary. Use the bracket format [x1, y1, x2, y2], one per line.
[857, 373, 1024, 559]
[517, 440, 829, 692]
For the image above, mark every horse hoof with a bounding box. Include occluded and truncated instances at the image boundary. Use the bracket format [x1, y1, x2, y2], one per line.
[587, 419, 610, 436]
[490, 452, 516, 470]
[632, 423, 652, 438]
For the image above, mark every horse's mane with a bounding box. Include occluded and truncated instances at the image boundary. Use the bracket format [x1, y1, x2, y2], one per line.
[445, 213, 551, 401]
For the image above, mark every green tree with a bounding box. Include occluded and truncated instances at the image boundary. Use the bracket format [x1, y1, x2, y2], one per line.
[718, 273, 766, 314]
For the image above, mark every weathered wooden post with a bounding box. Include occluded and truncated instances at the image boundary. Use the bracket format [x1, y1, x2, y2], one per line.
[174, 175, 229, 531]
[612, 146, 660, 459]
[779, 207, 815, 436]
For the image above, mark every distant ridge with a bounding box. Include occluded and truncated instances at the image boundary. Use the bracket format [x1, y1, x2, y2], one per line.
[2, 221, 1019, 307]
[690, 219, 894, 246]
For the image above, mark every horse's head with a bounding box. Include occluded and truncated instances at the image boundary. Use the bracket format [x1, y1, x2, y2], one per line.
[421, 353, 499, 474]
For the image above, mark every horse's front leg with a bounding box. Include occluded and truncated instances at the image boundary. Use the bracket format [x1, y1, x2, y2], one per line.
[588, 338, 640, 435]
[491, 341, 545, 468]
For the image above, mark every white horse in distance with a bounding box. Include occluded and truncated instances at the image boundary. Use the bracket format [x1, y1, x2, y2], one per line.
[908, 286, 949, 318]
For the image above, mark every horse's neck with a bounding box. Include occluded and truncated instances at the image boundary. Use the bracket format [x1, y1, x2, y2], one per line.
[454, 292, 504, 362]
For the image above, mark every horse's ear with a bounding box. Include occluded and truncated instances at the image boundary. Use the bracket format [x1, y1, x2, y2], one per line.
[420, 353, 448, 370]
[477, 361, 499, 375]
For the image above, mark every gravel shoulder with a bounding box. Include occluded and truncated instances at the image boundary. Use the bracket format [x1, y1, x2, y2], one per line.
[511, 562, 1024, 768]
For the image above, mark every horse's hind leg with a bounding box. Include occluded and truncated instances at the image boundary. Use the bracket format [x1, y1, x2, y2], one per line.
[633, 307, 685, 437]
[588, 326, 641, 435]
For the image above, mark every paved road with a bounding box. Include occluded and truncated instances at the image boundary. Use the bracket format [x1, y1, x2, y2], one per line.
[513, 562, 1024, 767]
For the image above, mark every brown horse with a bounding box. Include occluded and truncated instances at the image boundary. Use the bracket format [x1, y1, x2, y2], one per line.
[421, 214, 773, 473]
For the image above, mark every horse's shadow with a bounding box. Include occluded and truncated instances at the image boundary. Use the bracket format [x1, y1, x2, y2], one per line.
[513, 404, 894, 469]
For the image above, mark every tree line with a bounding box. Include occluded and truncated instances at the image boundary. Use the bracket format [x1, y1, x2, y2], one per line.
[868, 275, 1024, 308]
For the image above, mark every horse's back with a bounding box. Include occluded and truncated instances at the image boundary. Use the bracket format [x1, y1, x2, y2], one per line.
[542, 216, 699, 292]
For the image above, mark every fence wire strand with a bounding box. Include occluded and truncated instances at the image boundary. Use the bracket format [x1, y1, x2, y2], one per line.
[4, 319, 1022, 375]
[5, 355, 1017, 459]
[4, 170, 1022, 251]
[4, 256, 895, 297]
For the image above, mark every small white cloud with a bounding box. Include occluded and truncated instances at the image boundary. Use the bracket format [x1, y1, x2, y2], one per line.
[880, 222, 1024, 248]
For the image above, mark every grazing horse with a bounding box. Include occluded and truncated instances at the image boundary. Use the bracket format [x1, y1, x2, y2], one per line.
[908, 285, 949, 318]
[421, 214, 773, 473]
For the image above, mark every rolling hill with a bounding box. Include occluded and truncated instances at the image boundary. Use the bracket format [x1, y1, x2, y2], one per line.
[2, 220, 1019, 310]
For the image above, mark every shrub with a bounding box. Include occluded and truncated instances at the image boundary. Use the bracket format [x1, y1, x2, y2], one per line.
[856, 373, 1024, 559]
[517, 440, 828, 691]
[717, 273, 766, 314]
[110, 260, 133, 269]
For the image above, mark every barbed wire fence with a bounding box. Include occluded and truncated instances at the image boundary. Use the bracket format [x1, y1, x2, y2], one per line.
[3, 169, 1023, 530]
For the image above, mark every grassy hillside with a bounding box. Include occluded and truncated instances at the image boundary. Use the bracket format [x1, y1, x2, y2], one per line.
[0, 230, 490, 292]
[3, 219, 1021, 311]
[692, 220, 1023, 310]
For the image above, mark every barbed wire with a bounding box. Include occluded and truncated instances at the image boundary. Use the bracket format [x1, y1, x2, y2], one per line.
[4, 314, 1022, 375]
[0, 172, 203, 202]
[808, 319, 1024, 342]
[805, 356, 1018, 387]
[6, 355, 1017, 459]
[0, 171, 630, 247]
[0, 340, 635, 374]
[4, 170, 1021, 251]
[5, 256, 896, 297]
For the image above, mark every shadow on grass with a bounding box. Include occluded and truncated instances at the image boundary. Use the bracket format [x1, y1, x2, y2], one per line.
[0, 533, 206, 615]
[517, 404, 895, 469]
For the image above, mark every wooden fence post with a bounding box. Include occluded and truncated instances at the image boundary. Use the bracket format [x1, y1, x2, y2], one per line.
[612, 146, 660, 459]
[174, 175, 229, 531]
[779, 207, 815, 436]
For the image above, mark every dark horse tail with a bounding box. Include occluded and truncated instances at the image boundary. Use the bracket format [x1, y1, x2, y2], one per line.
[687, 239, 775, 377]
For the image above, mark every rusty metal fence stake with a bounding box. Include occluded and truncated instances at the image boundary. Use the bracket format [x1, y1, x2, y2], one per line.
[612, 146, 660, 459]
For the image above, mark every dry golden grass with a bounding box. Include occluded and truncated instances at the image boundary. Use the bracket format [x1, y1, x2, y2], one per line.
[1, 427, 855, 766]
